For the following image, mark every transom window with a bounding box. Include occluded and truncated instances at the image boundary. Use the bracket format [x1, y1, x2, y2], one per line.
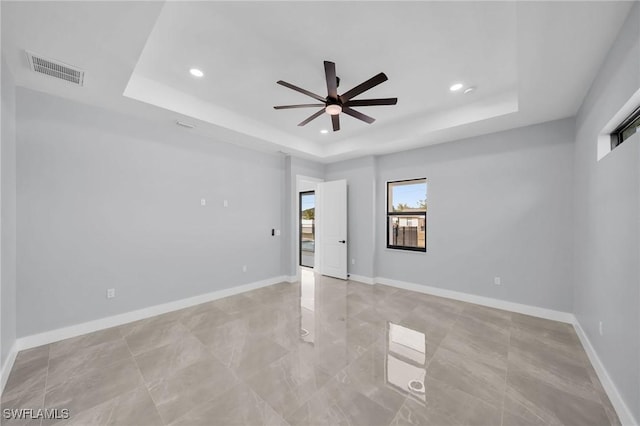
[387, 178, 427, 252]
[611, 104, 640, 150]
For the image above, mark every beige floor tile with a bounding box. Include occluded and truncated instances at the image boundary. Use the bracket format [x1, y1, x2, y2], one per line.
[168, 382, 288, 426]
[210, 293, 261, 315]
[147, 355, 238, 425]
[4, 280, 620, 426]
[223, 334, 289, 379]
[180, 303, 232, 332]
[401, 302, 461, 332]
[337, 343, 408, 414]
[501, 391, 552, 426]
[134, 333, 211, 383]
[50, 328, 121, 360]
[121, 318, 189, 356]
[506, 369, 610, 426]
[389, 376, 501, 426]
[286, 375, 399, 426]
[245, 285, 299, 308]
[12, 345, 50, 370]
[511, 313, 582, 349]
[44, 357, 144, 418]
[508, 327, 600, 403]
[47, 339, 131, 388]
[244, 351, 333, 419]
[48, 386, 161, 426]
[585, 362, 622, 426]
[426, 345, 506, 406]
[439, 315, 510, 372]
[1, 386, 46, 426]
[1, 359, 48, 404]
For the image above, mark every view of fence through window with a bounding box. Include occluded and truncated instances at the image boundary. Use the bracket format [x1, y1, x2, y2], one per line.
[387, 179, 427, 252]
[300, 191, 315, 267]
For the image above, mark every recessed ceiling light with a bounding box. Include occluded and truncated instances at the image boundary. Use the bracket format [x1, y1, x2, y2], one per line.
[449, 83, 463, 92]
[464, 87, 476, 94]
[189, 68, 204, 78]
[320, 129, 329, 134]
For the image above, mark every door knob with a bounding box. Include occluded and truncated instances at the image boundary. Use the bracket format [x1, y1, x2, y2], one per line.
[338, 240, 346, 243]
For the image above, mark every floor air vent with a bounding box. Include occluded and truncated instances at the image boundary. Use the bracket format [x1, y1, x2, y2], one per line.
[26, 51, 84, 86]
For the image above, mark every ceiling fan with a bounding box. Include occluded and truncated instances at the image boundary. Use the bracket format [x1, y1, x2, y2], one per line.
[274, 61, 397, 132]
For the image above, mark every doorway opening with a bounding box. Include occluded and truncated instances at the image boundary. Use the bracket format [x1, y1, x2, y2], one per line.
[299, 191, 315, 268]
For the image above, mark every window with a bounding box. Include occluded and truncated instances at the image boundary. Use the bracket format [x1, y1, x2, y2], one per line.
[387, 178, 427, 252]
[611, 104, 640, 150]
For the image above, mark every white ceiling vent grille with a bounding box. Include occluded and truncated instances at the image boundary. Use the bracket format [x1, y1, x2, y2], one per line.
[26, 51, 84, 86]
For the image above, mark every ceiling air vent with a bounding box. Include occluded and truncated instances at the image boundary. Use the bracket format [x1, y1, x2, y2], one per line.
[25, 51, 84, 86]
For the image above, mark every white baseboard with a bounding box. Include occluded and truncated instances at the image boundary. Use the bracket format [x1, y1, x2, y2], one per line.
[573, 321, 638, 426]
[8, 273, 634, 426]
[348, 274, 375, 285]
[0, 342, 18, 396]
[16, 275, 289, 352]
[285, 275, 298, 283]
[373, 275, 633, 424]
[374, 276, 574, 323]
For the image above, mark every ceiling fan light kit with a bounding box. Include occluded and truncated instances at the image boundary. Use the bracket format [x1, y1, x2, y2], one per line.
[325, 104, 342, 115]
[274, 60, 398, 132]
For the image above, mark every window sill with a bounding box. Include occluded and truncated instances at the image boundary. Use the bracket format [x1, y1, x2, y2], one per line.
[384, 247, 427, 255]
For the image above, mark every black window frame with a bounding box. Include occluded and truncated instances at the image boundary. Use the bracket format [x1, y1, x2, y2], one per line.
[386, 178, 427, 253]
[611, 104, 640, 150]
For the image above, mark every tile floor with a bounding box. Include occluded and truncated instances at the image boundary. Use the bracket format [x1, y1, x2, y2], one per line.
[1, 271, 620, 426]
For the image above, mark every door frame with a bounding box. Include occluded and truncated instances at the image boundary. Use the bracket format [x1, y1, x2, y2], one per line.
[295, 175, 323, 280]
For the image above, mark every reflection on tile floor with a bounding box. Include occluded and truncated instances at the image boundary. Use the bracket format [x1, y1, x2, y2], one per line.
[1, 270, 620, 425]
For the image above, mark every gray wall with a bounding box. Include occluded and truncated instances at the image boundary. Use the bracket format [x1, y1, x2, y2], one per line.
[322, 119, 575, 313]
[1, 56, 17, 366]
[325, 156, 376, 279]
[373, 119, 575, 312]
[16, 89, 285, 337]
[573, 3, 640, 421]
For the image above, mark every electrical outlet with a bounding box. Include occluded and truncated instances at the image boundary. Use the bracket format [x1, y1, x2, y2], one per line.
[275, 229, 281, 236]
[242, 265, 247, 273]
[106, 288, 116, 299]
[352, 258, 356, 265]
[494, 277, 501, 285]
[223, 200, 229, 208]
[200, 198, 206, 206]
[599, 321, 604, 336]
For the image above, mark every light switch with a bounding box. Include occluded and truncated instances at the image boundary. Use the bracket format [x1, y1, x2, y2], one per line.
[200, 198, 206, 206]
[223, 200, 229, 208]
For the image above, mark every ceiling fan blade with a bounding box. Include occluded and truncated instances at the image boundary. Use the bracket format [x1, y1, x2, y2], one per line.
[324, 61, 338, 99]
[340, 73, 388, 101]
[298, 109, 326, 126]
[277, 80, 326, 102]
[344, 98, 397, 107]
[331, 114, 340, 131]
[274, 104, 325, 109]
[342, 106, 375, 124]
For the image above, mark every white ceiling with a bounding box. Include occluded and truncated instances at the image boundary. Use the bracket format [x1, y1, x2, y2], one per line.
[1, 1, 633, 162]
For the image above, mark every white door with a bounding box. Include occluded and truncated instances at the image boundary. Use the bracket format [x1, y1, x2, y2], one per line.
[317, 179, 347, 279]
